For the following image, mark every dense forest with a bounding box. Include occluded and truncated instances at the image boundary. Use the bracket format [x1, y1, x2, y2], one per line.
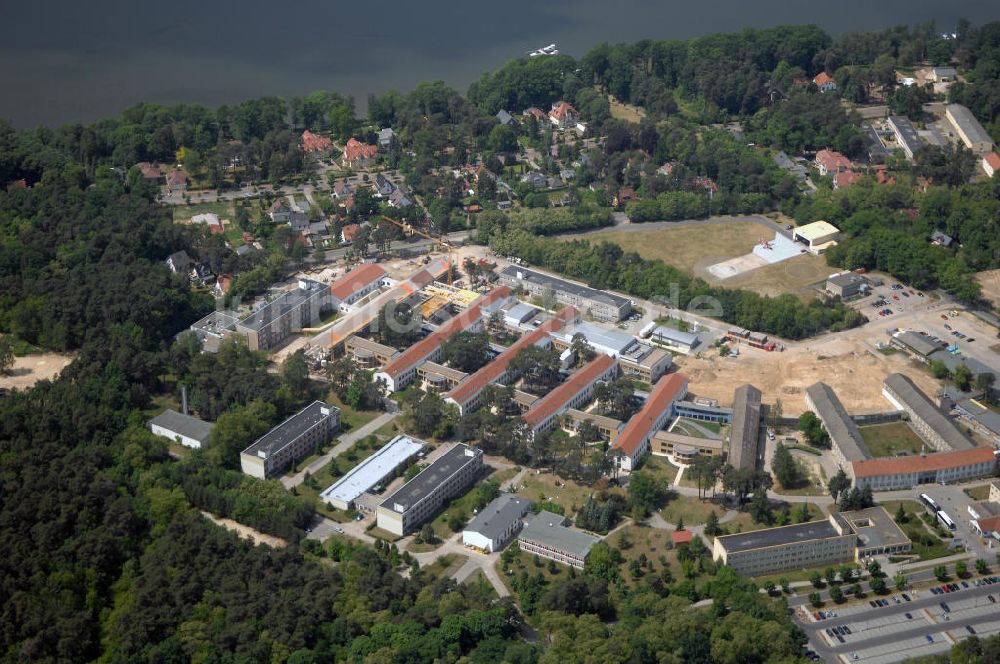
[4, 18, 1000, 663]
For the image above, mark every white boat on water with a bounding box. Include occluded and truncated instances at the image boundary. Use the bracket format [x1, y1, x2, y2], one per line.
[528, 43, 559, 57]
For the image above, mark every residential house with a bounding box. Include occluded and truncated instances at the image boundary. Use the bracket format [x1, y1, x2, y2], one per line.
[813, 72, 837, 92]
[191, 263, 215, 285]
[341, 223, 361, 244]
[135, 162, 163, 183]
[613, 186, 635, 207]
[691, 176, 718, 194]
[165, 170, 188, 193]
[214, 275, 234, 296]
[374, 174, 395, 197]
[166, 250, 193, 274]
[496, 109, 518, 127]
[342, 138, 378, 168]
[930, 230, 954, 248]
[522, 171, 549, 188]
[289, 213, 311, 233]
[931, 67, 957, 82]
[333, 179, 353, 199]
[388, 187, 413, 208]
[983, 152, 1000, 178]
[815, 149, 852, 176]
[308, 221, 330, 237]
[301, 130, 332, 154]
[191, 212, 223, 234]
[523, 107, 548, 124]
[269, 200, 293, 223]
[548, 101, 579, 129]
[657, 162, 675, 177]
[5, 178, 27, 191]
[378, 128, 395, 148]
[833, 171, 863, 189]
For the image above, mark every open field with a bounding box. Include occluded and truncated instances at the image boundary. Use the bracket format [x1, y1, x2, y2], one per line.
[860, 422, 927, 458]
[608, 96, 646, 123]
[171, 200, 233, 223]
[975, 269, 1000, 309]
[675, 338, 942, 416]
[661, 494, 724, 526]
[0, 352, 74, 391]
[518, 472, 599, 518]
[964, 485, 992, 501]
[569, 220, 831, 297]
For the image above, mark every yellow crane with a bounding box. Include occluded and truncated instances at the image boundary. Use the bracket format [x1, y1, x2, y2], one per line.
[380, 216, 457, 285]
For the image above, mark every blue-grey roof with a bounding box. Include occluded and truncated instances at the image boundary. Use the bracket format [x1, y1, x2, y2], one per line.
[149, 409, 214, 443]
[519, 510, 599, 558]
[884, 373, 973, 450]
[380, 444, 482, 512]
[464, 494, 529, 540]
[650, 326, 699, 347]
[242, 401, 338, 459]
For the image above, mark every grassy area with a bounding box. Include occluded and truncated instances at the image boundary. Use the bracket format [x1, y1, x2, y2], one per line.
[324, 392, 382, 432]
[172, 201, 233, 223]
[463, 570, 499, 598]
[882, 500, 954, 561]
[671, 417, 721, 438]
[518, 472, 598, 517]
[168, 443, 191, 459]
[964, 485, 992, 501]
[608, 98, 646, 124]
[720, 503, 826, 536]
[661, 494, 725, 526]
[860, 423, 927, 458]
[611, 524, 678, 587]
[638, 455, 679, 487]
[496, 546, 569, 594]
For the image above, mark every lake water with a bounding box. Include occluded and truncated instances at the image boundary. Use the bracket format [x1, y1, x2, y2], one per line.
[1, 0, 997, 127]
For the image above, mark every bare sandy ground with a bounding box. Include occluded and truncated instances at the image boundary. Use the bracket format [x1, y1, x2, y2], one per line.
[675, 337, 941, 416]
[0, 353, 73, 390]
[201, 511, 288, 548]
[975, 269, 1000, 308]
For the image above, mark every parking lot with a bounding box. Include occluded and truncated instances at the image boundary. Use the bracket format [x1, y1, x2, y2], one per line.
[800, 580, 1000, 663]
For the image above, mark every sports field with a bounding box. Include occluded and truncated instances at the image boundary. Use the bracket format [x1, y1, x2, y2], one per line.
[573, 220, 831, 298]
[859, 422, 927, 458]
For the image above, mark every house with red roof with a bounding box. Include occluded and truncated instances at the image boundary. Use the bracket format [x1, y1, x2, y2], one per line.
[814, 149, 852, 176]
[213, 275, 234, 297]
[813, 72, 837, 93]
[983, 152, 1000, 178]
[522, 354, 619, 438]
[612, 373, 689, 471]
[301, 130, 332, 154]
[340, 223, 361, 244]
[342, 138, 378, 168]
[852, 447, 997, 491]
[165, 170, 188, 192]
[329, 263, 388, 310]
[671, 530, 693, 547]
[524, 107, 549, 124]
[691, 176, 718, 194]
[548, 101, 579, 129]
[833, 171, 863, 190]
[135, 162, 163, 183]
[5, 178, 27, 192]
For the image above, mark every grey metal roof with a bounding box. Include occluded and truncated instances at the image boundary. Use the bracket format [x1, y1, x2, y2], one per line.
[885, 373, 973, 450]
[927, 351, 997, 380]
[841, 506, 911, 550]
[504, 302, 539, 324]
[957, 399, 1000, 435]
[827, 273, 866, 288]
[500, 265, 630, 310]
[806, 382, 871, 461]
[716, 518, 841, 553]
[464, 494, 529, 540]
[930, 230, 953, 247]
[148, 409, 214, 443]
[320, 435, 425, 505]
[728, 384, 762, 470]
[562, 322, 635, 355]
[242, 401, 338, 459]
[888, 116, 923, 156]
[380, 444, 482, 512]
[238, 279, 326, 332]
[650, 325, 699, 348]
[893, 331, 940, 357]
[947, 105, 994, 146]
[519, 510, 599, 558]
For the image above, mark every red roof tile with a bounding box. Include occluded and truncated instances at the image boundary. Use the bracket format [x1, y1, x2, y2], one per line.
[834, 171, 863, 188]
[985, 152, 1000, 170]
[330, 263, 387, 301]
[301, 130, 332, 153]
[341, 223, 360, 241]
[852, 447, 996, 478]
[816, 149, 852, 173]
[671, 530, 693, 545]
[522, 354, 616, 428]
[977, 515, 1000, 535]
[446, 306, 578, 406]
[813, 72, 835, 86]
[612, 373, 687, 457]
[380, 287, 512, 378]
[549, 101, 578, 121]
[165, 170, 187, 186]
[343, 137, 378, 163]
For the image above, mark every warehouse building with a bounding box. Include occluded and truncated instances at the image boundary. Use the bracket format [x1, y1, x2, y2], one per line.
[805, 382, 871, 473]
[882, 373, 973, 451]
[825, 272, 869, 299]
[713, 506, 910, 576]
[792, 221, 841, 255]
[375, 287, 513, 392]
[462, 494, 530, 553]
[319, 435, 425, 510]
[728, 384, 765, 471]
[889, 331, 940, 359]
[522, 355, 619, 438]
[518, 510, 600, 569]
[852, 446, 997, 491]
[648, 325, 700, 354]
[498, 265, 632, 322]
[955, 398, 1000, 444]
[236, 279, 333, 351]
[945, 104, 996, 155]
[888, 115, 924, 160]
[376, 444, 483, 536]
[503, 302, 540, 329]
[148, 409, 214, 449]
[612, 373, 689, 471]
[330, 263, 388, 311]
[240, 401, 340, 479]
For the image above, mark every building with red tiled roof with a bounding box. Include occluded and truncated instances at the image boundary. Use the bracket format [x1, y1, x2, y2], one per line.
[5, 178, 27, 191]
[213, 275, 234, 296]
[165, 170, 188, 192]
[833, 171, 863, 189]
[983, 152, 1000, 178]
[852, 447, 997, 491]
[445, 306, 579, 415]
[524, 107, 549, 123]
[375, 287, 513, 392]
[135, 162, 162, 182]
[973, 515, 1000, 540]
[875, 168, 896, 185]
[340, 223, 361, 244]
[342, 138, 378, 168]
[301, 130, 333, 154]
[612, 373, 688, 471]
[671, 530, 693, 546]
[330, 263, 388, 308]
[815, 149, 852, 176]
[522, 354, 618, 438]
[813, 71, 837, 92]
[548, 101, 579, 128]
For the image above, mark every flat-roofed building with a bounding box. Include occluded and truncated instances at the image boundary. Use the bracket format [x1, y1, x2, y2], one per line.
[240, 401, 340, 479]
[728, 384, 764, 470]
[792, 221, 841, 255]
[551, 322, 672, 383]
[713, 506, 910, 576]
[883, 373, 973, 451]
[991, 480, 1000, 504]
[651, 430, 724, 463]
[954, 399, 1000, 444]
[344, 336, 398, 369]
[148, 409, 214, 449]
[805, 382, 871, 474]
[189, 310, 242, 353]
[673, 399, 732, 424]
[319, 435, 425, 510]
[888, 115, 924, 160]
[518, 510, 600, 569]
[417, 361, 467, 392]
[236, 279, 333, 351]
[330, 264, 388, 311]
[462, 494, 530, 552]
[890, 331, 940, 359]
[503, 302, 539, 329]
[445, 306, 578, 415]
[375, 287, 512, 392]
[498, 265, 631, 322]
[649, 326, 700, 353]
[376, 444, 484, 536]
[945, 104, 996, 155]
[612, 373, 689, 471]
[523, 355, 619, 438]
[852, 446, 996, 491]
[825, 272, 869, 298]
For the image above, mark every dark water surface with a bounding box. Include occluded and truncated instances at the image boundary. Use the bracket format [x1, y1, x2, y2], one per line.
[1, 0, 997, 127]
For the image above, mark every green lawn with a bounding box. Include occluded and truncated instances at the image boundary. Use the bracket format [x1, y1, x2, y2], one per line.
[519, 472, 599, 517]
[324, 392, 382, 432]
[671, 417, 722, 439]
[860, 423, 927, 458]
[660, 494, 725, 526]
[611, 524, 679, 588]
[637, 455, 679, 487]
[882, 500, 954, 560]
[964, 485, 992, 501]
[171, 201, 233, 223]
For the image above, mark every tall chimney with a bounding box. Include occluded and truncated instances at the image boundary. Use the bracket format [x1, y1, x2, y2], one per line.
[181, 385, 189, 416]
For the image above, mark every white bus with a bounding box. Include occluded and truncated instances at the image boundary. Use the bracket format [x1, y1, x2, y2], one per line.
[937, 511, 957, 530]
[920, 493, 941, 512]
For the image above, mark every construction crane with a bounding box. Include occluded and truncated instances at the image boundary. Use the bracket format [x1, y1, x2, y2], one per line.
[380, 216, 457, 285]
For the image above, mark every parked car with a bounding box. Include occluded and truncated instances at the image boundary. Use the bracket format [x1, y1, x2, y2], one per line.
[966, 625, 976, 634]
[926, 635, 934, 643]
[941, 315, 949, 320]
[905, 612, 913, 619]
